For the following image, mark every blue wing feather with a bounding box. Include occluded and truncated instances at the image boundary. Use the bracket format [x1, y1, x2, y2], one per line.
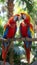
[3, 27, 9, 48]
[27, 27, 32, 38]
[3, 27, 9, 38]
[25, 27, 32, 48]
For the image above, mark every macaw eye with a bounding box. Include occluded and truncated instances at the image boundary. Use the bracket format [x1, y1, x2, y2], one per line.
[14, 16, 18, 21]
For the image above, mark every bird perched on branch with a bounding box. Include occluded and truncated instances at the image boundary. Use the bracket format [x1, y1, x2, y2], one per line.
[2, 14, 20, 65]
[20, 12, 34, 64]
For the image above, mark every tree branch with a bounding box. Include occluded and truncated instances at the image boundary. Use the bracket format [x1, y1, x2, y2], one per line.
[0, 37, 37, 42]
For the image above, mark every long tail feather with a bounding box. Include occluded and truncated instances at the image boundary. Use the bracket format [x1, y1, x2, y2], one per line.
[3, 59, 6, 65]
[2, 46, 9, 65]
[2, 46, 6, 65]
[24, 44, 30, 64]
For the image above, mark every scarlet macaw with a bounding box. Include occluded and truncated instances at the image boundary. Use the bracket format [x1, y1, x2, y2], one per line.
[2, 14, 20, 65]
[20, 13, 33, 64]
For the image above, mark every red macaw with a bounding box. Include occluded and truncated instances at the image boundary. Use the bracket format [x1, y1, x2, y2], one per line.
[2, 14, 20, 65]
[20, 13, 33, 64]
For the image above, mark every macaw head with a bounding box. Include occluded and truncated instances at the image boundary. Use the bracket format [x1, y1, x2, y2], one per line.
[14, 14, 20, 21]
[20, 13, 26, 19]
[21, 13, 30, 26]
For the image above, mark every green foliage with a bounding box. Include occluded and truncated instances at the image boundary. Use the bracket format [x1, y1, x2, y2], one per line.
[14, 52, 20, 65]
[0, 25, 3, 47]
[0, 17, 4, 46]
[14, 0, 37, 20]
[0, 25, 3, 36]
[21, 0, 34, 13]
[0, 0, 5, 2]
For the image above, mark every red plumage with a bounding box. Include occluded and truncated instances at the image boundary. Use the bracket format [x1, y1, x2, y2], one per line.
[20, 22, 28, 37]
[4, 17, 17, 38]
[20, 21, 30, 64]
[2, 14, 20, 64]
[20, 13, 31, 64]
[24, 43, 30, 64]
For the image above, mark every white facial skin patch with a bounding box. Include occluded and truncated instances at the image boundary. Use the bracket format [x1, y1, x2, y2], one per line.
[23, 14, 26, 19]
[14, 16, 18, 21]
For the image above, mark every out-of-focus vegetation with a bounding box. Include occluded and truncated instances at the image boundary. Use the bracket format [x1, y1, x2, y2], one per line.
[0, 0, 37, 65]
